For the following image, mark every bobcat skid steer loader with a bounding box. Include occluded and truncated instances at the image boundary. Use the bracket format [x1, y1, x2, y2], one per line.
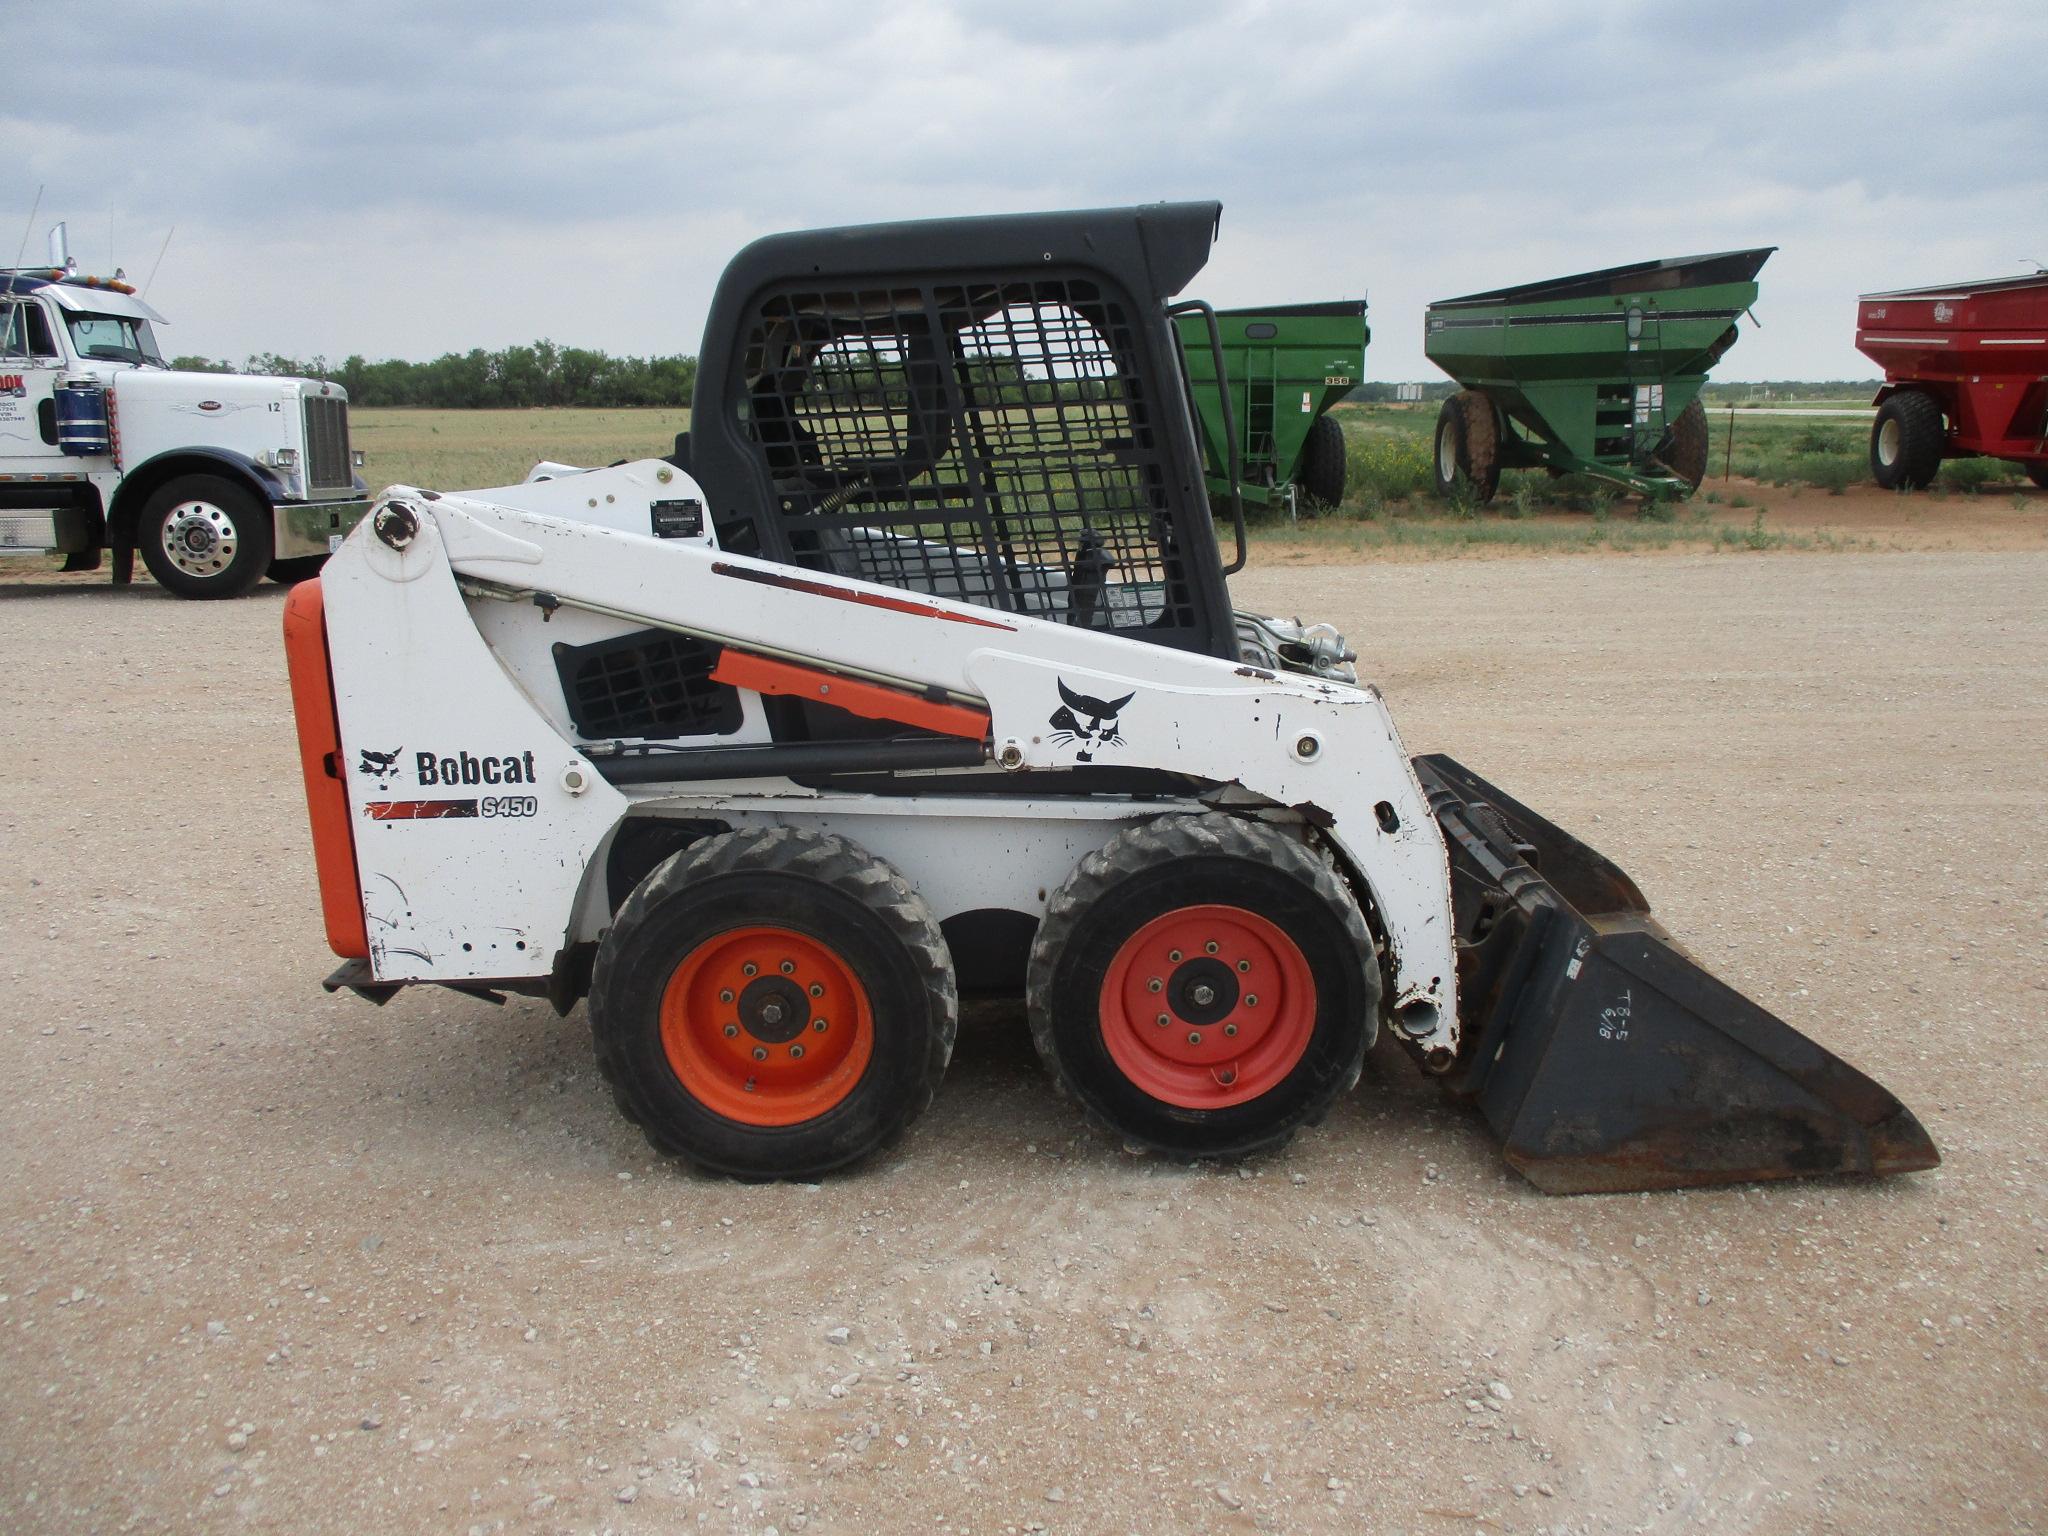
[284, 203, 1937, 1192]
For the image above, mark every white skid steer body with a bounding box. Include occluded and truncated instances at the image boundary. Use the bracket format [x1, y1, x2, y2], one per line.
[311, 462, 1459, 1056]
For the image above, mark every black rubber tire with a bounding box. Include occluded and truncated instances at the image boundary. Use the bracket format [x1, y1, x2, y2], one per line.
[136, 474, 273, 598]
[1026, 814, 1379, 1161]
[2026, 462, 2048, 489]
[267, 555, 328, 586]
[589, 826, 956, 1179]
[1433, 392, 1500, 504]
[1870, 391, 1944, 490]
[1295, 413, 1347, 510]
[1659, 398, 1711, 491]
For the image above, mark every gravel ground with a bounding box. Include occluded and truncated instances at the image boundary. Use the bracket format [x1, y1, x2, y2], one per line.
[1, 549, 2043, 1535]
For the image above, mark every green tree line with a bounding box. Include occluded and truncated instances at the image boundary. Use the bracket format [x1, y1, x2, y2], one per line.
[166, 340, 698, 408]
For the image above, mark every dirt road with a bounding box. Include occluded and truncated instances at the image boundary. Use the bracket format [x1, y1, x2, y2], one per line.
[2, 550, 2042, 1534]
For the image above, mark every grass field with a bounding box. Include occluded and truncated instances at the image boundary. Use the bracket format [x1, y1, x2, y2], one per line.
[342, 403, 2038, 563]
[354, 407, 692, 495]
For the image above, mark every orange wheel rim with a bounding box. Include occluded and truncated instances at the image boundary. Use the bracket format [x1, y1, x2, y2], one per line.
[659, 924, 872, 1127]
[1098, 903, 1315, 1110]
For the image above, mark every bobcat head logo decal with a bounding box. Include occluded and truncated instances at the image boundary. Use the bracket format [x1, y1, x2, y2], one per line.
[358, 747, 403, 787]
[1049, 680, 1134, 763]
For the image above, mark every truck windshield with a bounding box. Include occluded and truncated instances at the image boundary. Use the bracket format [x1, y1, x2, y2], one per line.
[66, 312, 163, 365]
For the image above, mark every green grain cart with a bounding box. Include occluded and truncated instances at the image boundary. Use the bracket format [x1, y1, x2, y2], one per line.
[1177, 301, 1367, 514]
[1424, 249, 1772, 502]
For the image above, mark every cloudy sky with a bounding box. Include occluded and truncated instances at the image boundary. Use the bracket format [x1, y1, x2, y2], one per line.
[9, 1, 2043, 381]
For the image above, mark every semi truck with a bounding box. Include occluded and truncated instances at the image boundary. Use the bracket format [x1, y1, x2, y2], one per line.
[0, 225, 368, 597]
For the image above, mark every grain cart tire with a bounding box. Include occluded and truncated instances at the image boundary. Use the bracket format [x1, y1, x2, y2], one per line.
[1870, 391, 1944, 490]
[137, 475, 273, 599]
[589, 826, 957, 1180]
[1660, 398, 1711, 491]
[1296, 413, 1347, 510]
[1432, 398, 1465, 500]
[1027, 814, 1378, 1160]
[2025, 462, 2048, 489]
[1458, 390, 1501, 503]
[267, 555, 328, 586]
[1434, 394, 1500, 504]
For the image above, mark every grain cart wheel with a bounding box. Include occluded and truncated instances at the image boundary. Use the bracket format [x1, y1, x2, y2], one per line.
[1659, 398, 1711, 491]
[589, 826, 956, 1179]
[1295, 413, 1348, 510]
[1432, 397, 1465, 500]
[1870, 391, 1944, 490]
[137, 474, 273, 599]
[1027, 814, 1378, 1160]
[267, 555, 328, 586]
[2026, 462, 2048, 489]
[1433, 393, 1501, 504]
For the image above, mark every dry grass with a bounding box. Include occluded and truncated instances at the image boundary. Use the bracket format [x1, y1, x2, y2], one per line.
[353, 407, 691, 495]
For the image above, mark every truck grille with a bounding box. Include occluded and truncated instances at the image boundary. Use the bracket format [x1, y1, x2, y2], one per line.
[302, 395, 353, 493]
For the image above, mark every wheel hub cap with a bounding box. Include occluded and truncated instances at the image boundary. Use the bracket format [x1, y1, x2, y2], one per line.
[162, 501, 239, 577]
[1099, 903, 1316, 1110]
[659, 925, 870, 1126]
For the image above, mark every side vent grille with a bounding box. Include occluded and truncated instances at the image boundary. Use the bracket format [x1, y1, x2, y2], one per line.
[553, 630, 742, 741]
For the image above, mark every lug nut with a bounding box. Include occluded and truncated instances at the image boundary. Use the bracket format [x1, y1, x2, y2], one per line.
[1224, 1023, 1239, 1037]
[1155, 1013, 1170, 1027]
[790, 1043, 805, 1060]
[1205, 941, 1220, 955]
[719, 988, 735, 1003]
[1187, 1031, 1203, 1046]
[809, 982, 825, 998]
[1168, 949, 1183, 962]
[1236, 959, 1251, 973]
[814, 1018, 828, 1032]
[723, 1023, 739, 1038]
[741, 962, 758, 977]
[1245, 995, 1259, 1007]
[751, 1046, 768, 1062]
[1147, 977, 1163, 993]
[780, 960, 796, 975]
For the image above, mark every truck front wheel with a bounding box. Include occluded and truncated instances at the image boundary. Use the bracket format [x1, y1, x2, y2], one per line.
[137, 475, 274, 599]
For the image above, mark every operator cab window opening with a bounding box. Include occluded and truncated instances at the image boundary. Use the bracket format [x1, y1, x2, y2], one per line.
[2, 301, 60, 360]
[740, 275, 1193, 640]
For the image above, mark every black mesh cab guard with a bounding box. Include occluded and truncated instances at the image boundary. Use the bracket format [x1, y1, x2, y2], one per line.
[687, 203, 1238, 660]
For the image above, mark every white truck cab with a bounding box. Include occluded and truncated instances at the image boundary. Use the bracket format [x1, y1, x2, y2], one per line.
[1, 237, 368, 597]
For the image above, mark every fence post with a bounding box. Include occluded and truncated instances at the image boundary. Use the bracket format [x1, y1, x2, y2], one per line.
[1724, 408, 1735, 481]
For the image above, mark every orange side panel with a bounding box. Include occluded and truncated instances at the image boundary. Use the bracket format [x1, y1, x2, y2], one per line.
[282, 581, 369, 959]
[709, 650, 991, 741]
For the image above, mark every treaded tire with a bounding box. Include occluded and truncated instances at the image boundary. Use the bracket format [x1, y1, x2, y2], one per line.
[1295, 413, 1347, 510]
[1659, 398, 1710, 491]
[1870, 391, 1944, 490]
[589, 826, 956, 1179]
[1433, 392, 1500, 504]
[1026, 813, 1379, 1160]
[267, 555, 328, 586]
[137, 474, 273, 599]
[2026, 462, 2048, 489]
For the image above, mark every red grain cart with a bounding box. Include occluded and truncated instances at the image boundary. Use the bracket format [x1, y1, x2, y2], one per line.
[1855, 272, 2048, 489]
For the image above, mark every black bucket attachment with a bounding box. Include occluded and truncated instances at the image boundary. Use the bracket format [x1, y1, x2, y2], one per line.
[1414, 754, 1938, 1195]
